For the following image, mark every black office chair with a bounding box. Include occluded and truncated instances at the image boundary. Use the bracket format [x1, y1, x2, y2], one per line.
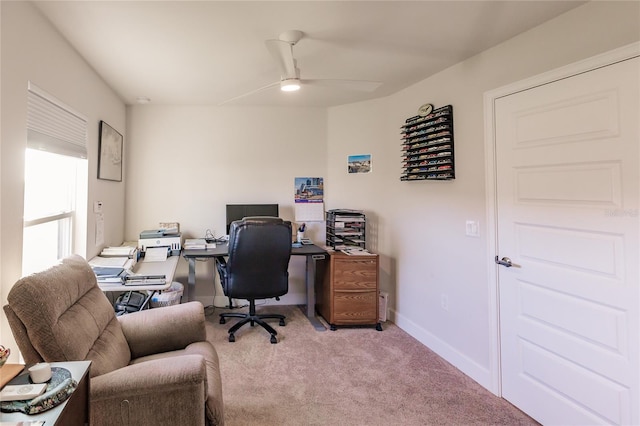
[216, 216, 292, 344]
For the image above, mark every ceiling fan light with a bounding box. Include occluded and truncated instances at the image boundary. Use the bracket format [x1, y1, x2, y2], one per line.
[280, 79, 301, 92]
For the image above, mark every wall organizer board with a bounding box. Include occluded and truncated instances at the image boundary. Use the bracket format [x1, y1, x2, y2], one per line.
[400, 104, 455, 181]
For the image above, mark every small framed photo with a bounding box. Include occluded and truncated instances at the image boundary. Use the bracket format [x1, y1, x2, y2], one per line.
[98, 120, 123, 181]
[348, 154, 372, 174]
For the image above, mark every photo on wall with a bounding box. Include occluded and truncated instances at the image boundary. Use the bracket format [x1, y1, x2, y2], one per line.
[348, 154, 372, 173]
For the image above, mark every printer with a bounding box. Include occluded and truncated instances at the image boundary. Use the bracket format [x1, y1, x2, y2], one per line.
[138, 229, 182, 257]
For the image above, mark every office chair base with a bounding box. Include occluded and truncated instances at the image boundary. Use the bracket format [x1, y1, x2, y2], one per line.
[220, 302, 286, 343]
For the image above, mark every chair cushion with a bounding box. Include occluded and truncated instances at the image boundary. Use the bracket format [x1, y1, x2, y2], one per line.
[6, 255, 131, 376]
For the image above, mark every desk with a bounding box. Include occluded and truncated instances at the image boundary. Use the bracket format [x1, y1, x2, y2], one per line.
[182, 243, 328, 331]
[0, 360, 90, 425]
[96, 255, 179, 310]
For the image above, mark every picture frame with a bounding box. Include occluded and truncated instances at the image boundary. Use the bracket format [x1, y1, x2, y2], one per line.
[98, 120, 123, 181]
[348, 154, 372, 174]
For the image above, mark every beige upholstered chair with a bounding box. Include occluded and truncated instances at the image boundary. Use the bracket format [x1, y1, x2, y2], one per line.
[3, 255, 224, 426]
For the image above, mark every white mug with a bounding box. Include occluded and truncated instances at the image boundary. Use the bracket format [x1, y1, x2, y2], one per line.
[297, 231, 304, 243]
[29, 362, 52, 383]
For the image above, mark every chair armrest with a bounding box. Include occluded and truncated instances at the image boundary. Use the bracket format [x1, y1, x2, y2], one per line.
[215, 258, 227, 287]
[118, 301, 206, 359]
[90, 355, 207, 425]
[91, 354, 206, 398]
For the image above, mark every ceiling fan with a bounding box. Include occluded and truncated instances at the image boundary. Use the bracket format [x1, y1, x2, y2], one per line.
[219, 30, 382, 105]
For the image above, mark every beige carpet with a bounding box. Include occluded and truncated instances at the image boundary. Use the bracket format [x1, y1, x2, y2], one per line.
[205, 305, 538, 426]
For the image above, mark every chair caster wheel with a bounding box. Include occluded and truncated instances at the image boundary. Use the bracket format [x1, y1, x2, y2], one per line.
[376, 323, 383, 331]
[330, 324, 337, 331]
[220, 317, 226, 324]
[279, 318, 285, 326]
[270, 335, 277, 344]
[229, 333, 235, 343]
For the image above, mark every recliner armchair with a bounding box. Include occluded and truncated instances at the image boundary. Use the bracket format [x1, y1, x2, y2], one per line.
[216, 216, 292, 344]
[3, 255, 224, 426]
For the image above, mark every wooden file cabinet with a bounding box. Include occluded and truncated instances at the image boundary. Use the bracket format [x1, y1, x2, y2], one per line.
[317, 252, 382, 331]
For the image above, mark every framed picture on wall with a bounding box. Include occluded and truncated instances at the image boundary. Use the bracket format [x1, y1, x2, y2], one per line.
[348, 154, 372, 173]
[98, 120, 123, 181]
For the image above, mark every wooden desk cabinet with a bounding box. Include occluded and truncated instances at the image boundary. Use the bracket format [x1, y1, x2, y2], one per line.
[317, 252, 382, 331]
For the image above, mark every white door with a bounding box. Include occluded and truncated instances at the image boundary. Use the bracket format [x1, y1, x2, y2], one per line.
[495, 56, 639, 425]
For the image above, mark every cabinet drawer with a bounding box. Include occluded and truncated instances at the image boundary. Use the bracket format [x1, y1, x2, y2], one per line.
[333, 290, 378, 324]
[333, 258, 377, 290]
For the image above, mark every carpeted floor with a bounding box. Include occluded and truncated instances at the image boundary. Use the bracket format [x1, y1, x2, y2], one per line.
[205, 304, 538, 426]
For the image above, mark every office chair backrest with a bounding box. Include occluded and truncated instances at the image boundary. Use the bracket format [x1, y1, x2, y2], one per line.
[225, 216, 292, 300]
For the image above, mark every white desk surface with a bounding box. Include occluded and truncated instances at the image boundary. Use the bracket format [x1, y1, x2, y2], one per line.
[96, 255, 178, 292]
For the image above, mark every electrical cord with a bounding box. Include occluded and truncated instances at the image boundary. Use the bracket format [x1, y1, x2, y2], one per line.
[203, 256, 248, 315]
[204, 228, 228, 244]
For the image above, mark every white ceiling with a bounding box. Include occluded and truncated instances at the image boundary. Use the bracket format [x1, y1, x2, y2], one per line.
[33, 1, 584, 108]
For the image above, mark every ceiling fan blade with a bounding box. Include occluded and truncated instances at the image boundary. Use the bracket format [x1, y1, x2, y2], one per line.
[265, 39, 297, 79]
[218, 81, 280, 106]
[302, 79, 382, 92]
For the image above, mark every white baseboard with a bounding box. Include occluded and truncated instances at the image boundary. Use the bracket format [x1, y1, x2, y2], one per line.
[390, 308, 496, 395]
[190, 292, 307, 310]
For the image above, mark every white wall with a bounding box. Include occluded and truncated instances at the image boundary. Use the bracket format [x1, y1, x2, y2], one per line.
[327, 1, 640, 391]
[0, 2, 126, 357]
[125, 105, 327, 305]
[2, 0, 638, 397]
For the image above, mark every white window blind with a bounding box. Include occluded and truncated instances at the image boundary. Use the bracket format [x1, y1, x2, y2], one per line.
[27, 82, 87, 159]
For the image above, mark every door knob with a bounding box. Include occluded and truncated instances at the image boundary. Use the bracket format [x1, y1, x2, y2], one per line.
[495, 256, 520, 268]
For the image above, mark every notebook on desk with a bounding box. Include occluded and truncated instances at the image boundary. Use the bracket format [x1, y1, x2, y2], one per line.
[93, 266, 127, 284]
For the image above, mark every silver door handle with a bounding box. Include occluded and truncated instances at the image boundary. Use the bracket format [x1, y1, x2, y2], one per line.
[495, 256, 520, 268]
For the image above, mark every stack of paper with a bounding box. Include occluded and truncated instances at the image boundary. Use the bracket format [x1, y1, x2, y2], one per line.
[101, 246, 137, 257]
[184, 239, 207, 250]
[159, 224, 180, 235]
[143, 247, 168, 262]
[90, 255, 136, 270]
[340, 247, 375, 256]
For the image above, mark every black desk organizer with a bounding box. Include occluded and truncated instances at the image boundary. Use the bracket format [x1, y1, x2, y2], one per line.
[400, 105, 455, 181]
[325, 209, 366, 250]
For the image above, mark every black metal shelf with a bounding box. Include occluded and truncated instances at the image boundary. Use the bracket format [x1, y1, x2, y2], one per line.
[325, 209, 366, 250]
[401, 105, 455, 181]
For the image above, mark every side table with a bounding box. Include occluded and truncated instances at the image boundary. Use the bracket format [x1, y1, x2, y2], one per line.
[0, 360, 91, 425]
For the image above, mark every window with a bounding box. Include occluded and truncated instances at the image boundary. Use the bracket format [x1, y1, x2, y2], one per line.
[22, 83, 88, 275]
[22, 149, 87, 275]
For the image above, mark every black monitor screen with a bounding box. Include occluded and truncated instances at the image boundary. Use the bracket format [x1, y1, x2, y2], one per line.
[226, 204, 279, 234]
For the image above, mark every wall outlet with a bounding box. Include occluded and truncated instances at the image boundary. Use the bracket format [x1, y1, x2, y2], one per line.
[93, 201, 103, 213]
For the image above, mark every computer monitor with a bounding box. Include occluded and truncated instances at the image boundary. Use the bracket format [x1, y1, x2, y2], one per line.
[225, 204, 279, 234]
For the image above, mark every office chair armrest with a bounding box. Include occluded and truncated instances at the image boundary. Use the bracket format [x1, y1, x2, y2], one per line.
[118, 301, 206, 359]
[215, 257, 227, 283]
[90, 355, 207, 425]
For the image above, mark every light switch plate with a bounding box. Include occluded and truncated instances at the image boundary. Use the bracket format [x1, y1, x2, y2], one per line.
[93, 201, 103, 213]
[465, 220, 479, 237]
